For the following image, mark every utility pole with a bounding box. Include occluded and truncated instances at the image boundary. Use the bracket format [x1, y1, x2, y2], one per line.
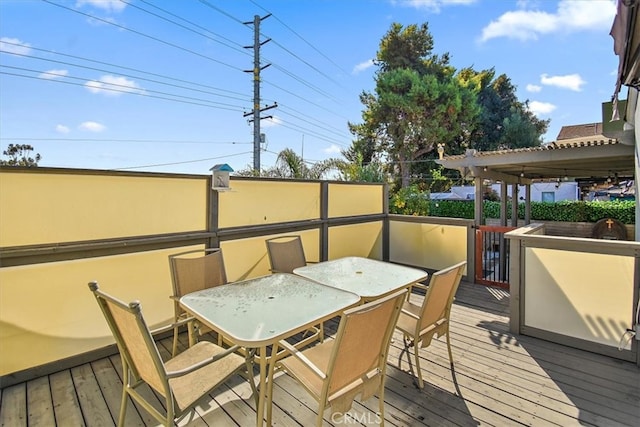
[243, 14, 277, 173]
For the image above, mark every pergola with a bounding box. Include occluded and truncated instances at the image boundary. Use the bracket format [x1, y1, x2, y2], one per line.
[436, 137, 636, 227]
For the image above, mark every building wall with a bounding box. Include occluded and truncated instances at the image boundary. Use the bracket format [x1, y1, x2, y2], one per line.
[449, 183, 578, 202]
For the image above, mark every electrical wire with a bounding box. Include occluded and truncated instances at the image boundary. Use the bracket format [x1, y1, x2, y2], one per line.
[248, 0, 351, 80]
[124, 0, 251, 57]
[41, 0, 244, 72]
[114, 150, 253, 171]
[193, 0, 347, 106]
[0, 40, 248, 99]
[1, 48, 249, 103]
[0, 68, 246, 111]
[1, 137, 252, 145]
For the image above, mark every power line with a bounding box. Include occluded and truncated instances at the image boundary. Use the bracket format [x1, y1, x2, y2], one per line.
[1, 48, 249, 103]
[0, 137, 252, 145]
[124, 0, 251, 57]
[114, 150, 253, 171]
[42, 0, 244, 72]
[0, 40, 248, 100]
[262, 79, 351, 122]
[277, 106, 350, 140]
[196, 0, 248, 26]
[191, 0, 345, 107]
[0, 68, 246, 111]
[248, 0, 351, 79]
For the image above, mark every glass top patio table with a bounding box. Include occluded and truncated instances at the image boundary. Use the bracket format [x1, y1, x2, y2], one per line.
[179, 272, 360, 348]
[179, 273, 360, 427]
[293, 256, 428, 300]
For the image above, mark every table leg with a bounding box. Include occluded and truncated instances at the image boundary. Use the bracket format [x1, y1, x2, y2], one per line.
[256, 346, 267, 426]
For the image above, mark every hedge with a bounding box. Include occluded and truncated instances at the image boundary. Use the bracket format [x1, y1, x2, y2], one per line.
[427, 200, 635, 224]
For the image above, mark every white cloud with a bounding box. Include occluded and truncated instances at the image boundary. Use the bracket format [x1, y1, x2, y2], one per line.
[85, 75, 142, 96]
[479, 0, 616, 42]
[75, 0, 126, 13]
[540, 73, 585, 91]
[78, 121, 106, 132]
[0, 37, 31, 55]
[526, 84, 542, 93]
[56, 124, 70, 134]
[261, 116, 283, 128]
[323, 144, 342, 155]
[396, 0, 477, 13]
[353, 59, 375, 75]
[528, 101, 556, 116]
[39, 69, 69, 80]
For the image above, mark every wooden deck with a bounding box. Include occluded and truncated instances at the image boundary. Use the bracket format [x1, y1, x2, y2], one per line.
[1, 282, 639, 426]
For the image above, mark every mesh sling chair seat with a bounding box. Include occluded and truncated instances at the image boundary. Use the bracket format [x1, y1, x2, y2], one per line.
[265, 235, 317, 274]
[168, 248, 227, 356]
[395, 261, 467, 389]
[265, 235, 324, 343]
[88, 281, 257, 426]
[266, 289, 407, 427]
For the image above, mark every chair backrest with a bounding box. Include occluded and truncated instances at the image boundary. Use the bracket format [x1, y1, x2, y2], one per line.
[265, 235, 307, 273]
[324, 289, 407, 403]
[418, 261, 466, 333]
[169, 248, 227, 298]
[88, 282, 169, 396]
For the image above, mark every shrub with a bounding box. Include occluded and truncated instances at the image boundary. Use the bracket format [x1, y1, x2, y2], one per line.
[417, 199, 635, 224]
[389, 184, 430, 216]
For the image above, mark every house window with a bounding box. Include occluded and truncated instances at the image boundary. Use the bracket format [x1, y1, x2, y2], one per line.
[541, 192, 555, 203]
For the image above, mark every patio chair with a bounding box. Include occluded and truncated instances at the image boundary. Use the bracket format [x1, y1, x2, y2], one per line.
[266, 289, 407, 427]
[88, 281, 257, 427]
[265, 235, 324, 343]
[168, 248, 227, 356]
[395, 261, 466, 389]
[265, 235, 317, 273]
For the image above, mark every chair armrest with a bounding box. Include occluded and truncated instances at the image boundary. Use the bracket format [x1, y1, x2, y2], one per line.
[407, 281, 428, 299]
[165, 344, 242, 378]
[410, 282, 429, 291]
[400, 308, 420, 320]
[277, 340, 326, 380]
[150, 316, 195, 335]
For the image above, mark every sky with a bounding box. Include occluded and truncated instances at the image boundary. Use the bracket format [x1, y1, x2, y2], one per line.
[0, 0, 622, 175]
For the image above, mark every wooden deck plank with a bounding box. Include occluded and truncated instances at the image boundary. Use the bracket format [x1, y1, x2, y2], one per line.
[1, 282, 638, 427]
[49, 370, 85, 426]
[0, 383, 27, 427]
[70, 363, 115, 427]
[26, 376, 55, 426]
[90, 357, 146, 427]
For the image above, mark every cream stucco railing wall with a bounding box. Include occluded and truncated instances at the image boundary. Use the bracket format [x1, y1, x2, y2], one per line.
[507, 224, 639, 362]
[1, 169, 416, 384]
[388, 215, 472, 275]
[0, 168, 210, 380]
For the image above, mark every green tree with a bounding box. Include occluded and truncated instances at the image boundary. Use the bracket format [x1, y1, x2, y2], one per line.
[348, 23, 479, 189]
[460, 69, 549, 151]
[335, 153, 386, 183]
[235, 148, 338, 179]
[1, 144, 41, 166]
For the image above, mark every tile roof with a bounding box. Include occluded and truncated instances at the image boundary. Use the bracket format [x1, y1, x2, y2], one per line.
[556, 122, 603, 140]
[443, 138, 621, 161]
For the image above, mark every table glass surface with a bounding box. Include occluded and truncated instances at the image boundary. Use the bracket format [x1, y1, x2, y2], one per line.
[179, 273, 359, 347]
[293, 256, 428, 298]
